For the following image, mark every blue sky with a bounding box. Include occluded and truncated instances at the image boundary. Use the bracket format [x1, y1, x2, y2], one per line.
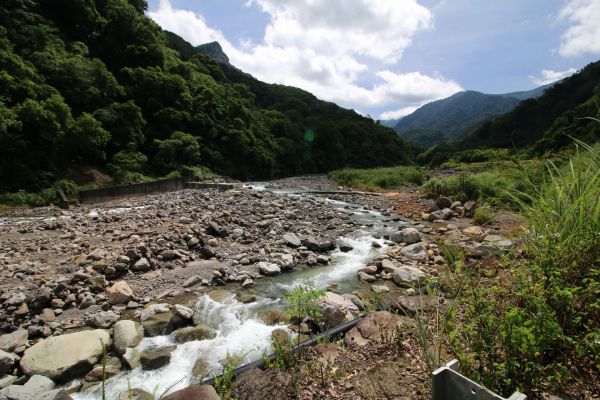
[147, 0, 600, 119]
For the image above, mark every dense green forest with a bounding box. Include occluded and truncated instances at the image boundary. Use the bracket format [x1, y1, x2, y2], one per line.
[419, 61, 600, 165]
[0, 0, 411, 193]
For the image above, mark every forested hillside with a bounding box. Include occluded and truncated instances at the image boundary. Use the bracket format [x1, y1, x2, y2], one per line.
[0, 0, 411, 193]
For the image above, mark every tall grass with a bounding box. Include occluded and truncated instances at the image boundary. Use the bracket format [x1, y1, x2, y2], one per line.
[447, 142, 600, 395]
[329, 166, 425, 192]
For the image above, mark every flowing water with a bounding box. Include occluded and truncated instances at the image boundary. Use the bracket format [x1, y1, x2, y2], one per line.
[73, 191, 405, 399]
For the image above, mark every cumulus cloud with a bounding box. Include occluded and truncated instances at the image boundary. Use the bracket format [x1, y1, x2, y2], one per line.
[379, 106, 420, 120]
[530, 68, 577, 86]
[148, 0, 460, 113]
[558, 0, 600, 58]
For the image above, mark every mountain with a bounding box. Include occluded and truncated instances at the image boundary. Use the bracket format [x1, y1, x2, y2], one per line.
[393, 85, 552, 147]
[195, 41, 229, 64]
[379, 119, 401, 128]
[0, 0, 411, 192]
[499, 82, 555, 101]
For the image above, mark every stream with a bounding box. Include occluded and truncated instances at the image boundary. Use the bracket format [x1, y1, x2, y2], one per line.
[73, 189, 406, 399]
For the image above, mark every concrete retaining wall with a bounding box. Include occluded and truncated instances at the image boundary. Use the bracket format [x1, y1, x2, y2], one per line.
[80, 178, 185, 204]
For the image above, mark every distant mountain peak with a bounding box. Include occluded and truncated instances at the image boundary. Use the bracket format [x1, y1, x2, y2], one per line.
[196, 41, 229, 65]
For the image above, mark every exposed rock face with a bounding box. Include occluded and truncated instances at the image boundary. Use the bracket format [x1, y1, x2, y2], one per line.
[390, 228, 421, 244]
[196, 41, 230, 64]
[161, 384, 220, 400]
[113, 320, 143, 355]
[20, 330, 110, 382]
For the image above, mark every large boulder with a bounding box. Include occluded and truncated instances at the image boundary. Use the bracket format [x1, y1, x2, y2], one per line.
[161, 385, 220, 400]
[107, 281, 134, 305]
[0, 350, 17, 375]
[390, 228, 421, 245]
[140, 345, 176, 370]
[435, 197, 452, 209]
[20, 329, 110, 382]
[400, 243, 428, 262]
[113, 320, 143, 355]
[392, 295, 439, 315]
[140, 304, 173, 337]
[174, 324, 215, 343]
[344, 311, 415, 347]
[0, 385, 71, 400]
[428, 208, 453, 222]
[257, 262, 280, 276]
[317, 292, 359, 328]
[392, 266, 426, 287]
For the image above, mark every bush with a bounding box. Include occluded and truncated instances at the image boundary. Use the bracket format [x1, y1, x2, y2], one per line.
[329, 166, 425, 191]
[284, 283, 325, 324]
[473, 206, 494, 225]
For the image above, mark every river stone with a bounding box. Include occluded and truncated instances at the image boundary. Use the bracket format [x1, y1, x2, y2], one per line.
[381, 259, 397, 273]
[428, 208, 453, 222]
[483, 235, 513, 249]
[107, 281, 133, 305]
[122, 348, 141, 369]
[0, 350, 17, 375]
[117, 388, 153, 400]
[400, 243, 428, 262]
[358, 271, 376, 282]
[0, 330, 28, 353]
[317, 292, 359, 328]
[0, 376, 17, 389]
[174, 324, 215, 343]
[435, 197, 452, 209]
[161, 385, 220, 400]
[24, 375, 55, 392]
[140, 345, 176, 370]
[140, 304, 173, 337]
[301, 236, 320, 251]
[392, 295, 439, 315]
[132, 257, 150, 272]
[390, 228, 421, 244]
[20, 329, 111, 382]
[345, 311, 414, 347]
[282, 233, 301, 248]
[113, 320, 143, 355]
[463, 226, 486, 241]
[392, 266, 426, 288]
[257, 262, 280, 276]
[87, 310, 119, 329]
[0, 386, 72, 400]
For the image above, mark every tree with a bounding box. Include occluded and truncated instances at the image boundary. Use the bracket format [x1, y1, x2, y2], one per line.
[153, 131, 200, 173]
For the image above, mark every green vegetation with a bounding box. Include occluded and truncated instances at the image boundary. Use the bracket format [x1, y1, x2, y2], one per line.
[284, 283, 325, 324]
[0, 0, 411, 197]
[446, 143, 600, 396]
[213, 354, 244, 400]
[329, 166, 425, 192]
[421, 161, 547, 207]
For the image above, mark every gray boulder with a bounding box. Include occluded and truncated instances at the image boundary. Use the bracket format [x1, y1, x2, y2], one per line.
[282, 233, 301, 248]
[113, 320, 143, 355]
[400, 243, 428, 262]
[428, 208, 454, 222]
[0, 331, 28, 353]
[0, 350, 16, 376]
[392, 266, 426, 287]
[390, 228, 421, 244]
[257, 262, 281, 276]
[0, 386, 71, 400]
[20, 329, 110, 382]
[140, 345, 176, 370]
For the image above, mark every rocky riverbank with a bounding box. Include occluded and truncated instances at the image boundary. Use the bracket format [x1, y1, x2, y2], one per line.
[0, 176, 521, 399]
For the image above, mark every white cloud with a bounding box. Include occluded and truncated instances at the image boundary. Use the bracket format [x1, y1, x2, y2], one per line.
[148, 0, 461, 113]
[530, 68, 577, 86]
[558, 0, 600, 58]
[380, 106, 420, 120]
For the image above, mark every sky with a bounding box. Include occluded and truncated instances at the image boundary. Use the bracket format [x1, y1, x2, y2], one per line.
[146, 0, 600, 120]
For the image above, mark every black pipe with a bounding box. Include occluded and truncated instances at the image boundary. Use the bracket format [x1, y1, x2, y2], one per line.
[201, 313, 368, 386]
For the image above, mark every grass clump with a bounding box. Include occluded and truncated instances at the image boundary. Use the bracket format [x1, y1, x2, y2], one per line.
[329, 166, 425, 192]
[473, 206, 494, 225]
[446, 141, 600, 396]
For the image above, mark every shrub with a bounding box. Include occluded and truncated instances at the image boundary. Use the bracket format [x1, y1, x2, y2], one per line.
[284, 283, 325, 324]
[329, 166, 425, 191]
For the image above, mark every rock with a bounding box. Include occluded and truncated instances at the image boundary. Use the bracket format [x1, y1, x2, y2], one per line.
[463, 226, 486, 241]
[4, 293, 26, 307]
[392, 266, 426, 287]
[20, 329, 111, 382]
[390, 228, 421, 244]
[182, 276, 202, 288]
[342, 294, 365, 311]
[161, 385, 220, 400]
[282, 233, 301, 248]
[117, 388, 153, 400]
[87, 248, 106, 261]
[300, 237, 320, 251]
[428, 208, 453, 222]
[107, 281, 134, 305]
[257, 309, 288, 325]
[132, 257, 150, 272]
[464, 200, 477, 216]
[0, 376, 17, 390]
[257, 262, 280, 276]
[160, 250, 180, 260]
[113, 320, 143, 355]
[483, 234, 513, 249]
[381, 259, 397, 273]
[87, 310, 119, 329]
[345, 311, 414, 347]
[241, 278, 254, 289]
[400, 242, 428, 262]
[173, 305, 193, 321]
[316, 255, 329, 264]
[122, 348, 141, 369]
[173, 324, 215, 343]
[435, 197, 452, 209]
[392, 295, 439, 315]
[339, 244, 353, 252]
[140, 345, 176, 370]
[358, 272, 376, 282]
[0, 350, 17, 376]
[140, 304, 173, 337]
[190, 358, 210, 380]
[24, 375, 55, 392]
[271, 329, 290, 346]
[232, 367, 291, 400]
[371, 285, 390, 294]
[371, 241, 382, 248]
[40, 309, 56, 323]
[317, 292, 359, 328]
[0, 386, 71, 400]
[0, 331, 28, 353]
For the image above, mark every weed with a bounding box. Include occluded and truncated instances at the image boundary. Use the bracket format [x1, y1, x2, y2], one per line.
[473, 206, 494, 225]
[284, 283, 325, 324]
[213, 353, 244, 400]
